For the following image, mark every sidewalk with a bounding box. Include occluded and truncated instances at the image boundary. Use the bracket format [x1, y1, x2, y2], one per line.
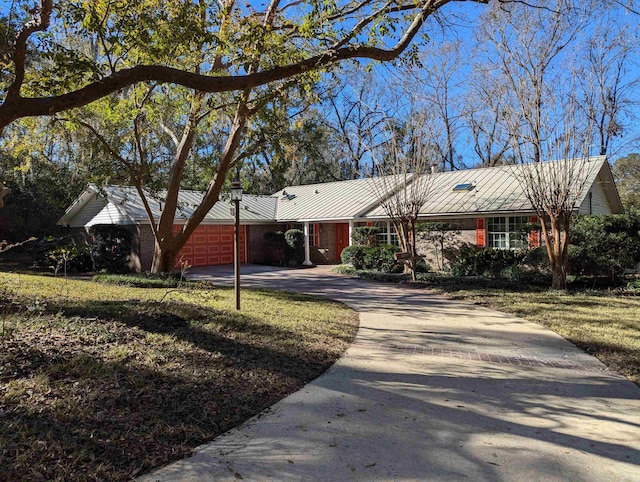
[141, 265, 640, 481]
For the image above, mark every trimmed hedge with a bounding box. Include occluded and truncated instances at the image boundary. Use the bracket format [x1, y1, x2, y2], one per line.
[341, 244, 404, 273]
[450, 246, 526, 279]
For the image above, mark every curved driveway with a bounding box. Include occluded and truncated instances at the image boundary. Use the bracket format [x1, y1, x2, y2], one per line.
[143, 265, 640, 481]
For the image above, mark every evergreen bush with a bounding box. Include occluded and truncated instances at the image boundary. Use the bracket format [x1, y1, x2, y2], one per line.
[88, 225, 134, 273]
[450, 247, 526, 278]
[570, 213, 640, 278]
[351, 226, 381, 246]
[284, 229, 305, 266]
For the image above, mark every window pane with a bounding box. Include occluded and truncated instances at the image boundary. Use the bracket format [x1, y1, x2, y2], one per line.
[309, 224, 316, 246]
[489, 233, 507, 249]
[488, 217, 506, 232]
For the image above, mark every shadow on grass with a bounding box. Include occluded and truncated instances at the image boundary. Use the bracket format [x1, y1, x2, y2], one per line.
[1, 296, 357, 480]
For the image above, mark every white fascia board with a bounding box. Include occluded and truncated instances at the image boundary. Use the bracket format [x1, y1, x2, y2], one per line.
[144, 218, 276, 226]
[275, 216, 357, 223]
[361, 209, 539, 221]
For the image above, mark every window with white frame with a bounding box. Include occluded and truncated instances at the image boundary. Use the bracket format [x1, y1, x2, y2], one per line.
[374, 221, 400, 247]
[487, 216, 529, 249]
[288, 223, 317, 246]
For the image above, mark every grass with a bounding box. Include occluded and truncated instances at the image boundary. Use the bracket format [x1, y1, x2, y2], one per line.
[90, 272, 212, 289]
[0, 272, 358, 481]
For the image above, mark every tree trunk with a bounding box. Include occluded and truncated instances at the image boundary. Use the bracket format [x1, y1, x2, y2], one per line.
[549, 216, 567, 290]
[551, 262, 567, 290]
[151, 234, 180, 273]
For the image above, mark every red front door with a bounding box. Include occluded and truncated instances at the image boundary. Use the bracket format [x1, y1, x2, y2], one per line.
[335, 223, 350, 262]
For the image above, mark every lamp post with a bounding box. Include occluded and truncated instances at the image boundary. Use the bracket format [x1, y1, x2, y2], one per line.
[230, 180, 243, 310]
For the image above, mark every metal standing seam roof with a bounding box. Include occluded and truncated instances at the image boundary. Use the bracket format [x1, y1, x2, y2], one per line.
[58, 185, 278, 226]
[364, 156, 609, 218]
[271, 175, 403, 222]
[59, 156, 616, 228]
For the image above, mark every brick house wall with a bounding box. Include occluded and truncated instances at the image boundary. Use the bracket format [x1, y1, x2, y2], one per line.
[248, 223, 286, 265]
[138, 224, 155, 272]
[413, 218, 477, 271]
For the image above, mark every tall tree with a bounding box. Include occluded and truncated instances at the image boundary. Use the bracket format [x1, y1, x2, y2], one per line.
[479, 0, 601, 288]
[575, 21, 639, 157]
[0, 0, 514, 134]
[321, 70, 393, 179]
[2, 0, 520, 272]
[613, 153, 640, 211]
[479, 0, 591, 164]
[412, 41, 466, 171]
[513, 94, 596, 289]
[463, 69, 513, 167]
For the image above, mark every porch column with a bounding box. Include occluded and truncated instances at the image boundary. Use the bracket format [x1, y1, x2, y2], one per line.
[348, 220, 354, 246]
[303, 221, 313, 266]
[387, 221, 392, 245]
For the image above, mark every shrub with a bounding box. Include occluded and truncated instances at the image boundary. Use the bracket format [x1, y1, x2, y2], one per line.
[33, 235, 92, 274]
[351, 226, 381, 246]
[570, 213, 640, 278]
[284, 229, 305, 266]
[364, 244, 402, 272]
[262, 231, 286, 266]
[341, 245, 367, 269]
[450, 247, 526, 278]
[263, 230, 286, 247]
[88, 225, 134, 273]
[341, 244, 404, 273]
[415, 257, 430, 273]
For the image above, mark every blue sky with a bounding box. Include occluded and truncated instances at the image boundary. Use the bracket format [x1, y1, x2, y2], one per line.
[2, 1, 638, 165]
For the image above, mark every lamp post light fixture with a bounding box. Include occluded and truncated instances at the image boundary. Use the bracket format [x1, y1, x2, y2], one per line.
[230, 181, 243, 310]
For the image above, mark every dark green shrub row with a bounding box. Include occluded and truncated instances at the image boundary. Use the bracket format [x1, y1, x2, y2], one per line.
[450, 246, 527, 279]
[34, 236, 93, 273]
[341, 244, 405, 273]
[570, 213, 640, 278]
[262, 229, 305, 267]
[89, 225, 134, 273]
[34, 225, 135, 274]
[334, 265, 410, 282]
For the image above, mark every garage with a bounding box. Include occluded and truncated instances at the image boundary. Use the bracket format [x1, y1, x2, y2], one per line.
[174, 224, 247, 268]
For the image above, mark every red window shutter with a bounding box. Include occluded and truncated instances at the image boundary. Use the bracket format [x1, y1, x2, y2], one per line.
[313, 223, 320, 246]
[476, 218, 486, 247]
[528, 216, 541, 248]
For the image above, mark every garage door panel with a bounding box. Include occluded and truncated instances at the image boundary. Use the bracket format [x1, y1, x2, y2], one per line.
[175, 224, 246, 268]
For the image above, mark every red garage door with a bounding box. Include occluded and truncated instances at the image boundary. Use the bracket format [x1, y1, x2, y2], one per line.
[174, 225, 247, 268]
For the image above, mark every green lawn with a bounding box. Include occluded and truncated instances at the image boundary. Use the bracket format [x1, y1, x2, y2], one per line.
[0, 273, 358, 481]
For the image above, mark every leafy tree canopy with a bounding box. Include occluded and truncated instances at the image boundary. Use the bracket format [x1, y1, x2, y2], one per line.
[0, 0, 507, 133]
[613, 153, 640, 211]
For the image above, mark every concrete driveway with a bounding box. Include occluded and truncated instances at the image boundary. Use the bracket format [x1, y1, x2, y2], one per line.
[142, 264, 640, 481]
